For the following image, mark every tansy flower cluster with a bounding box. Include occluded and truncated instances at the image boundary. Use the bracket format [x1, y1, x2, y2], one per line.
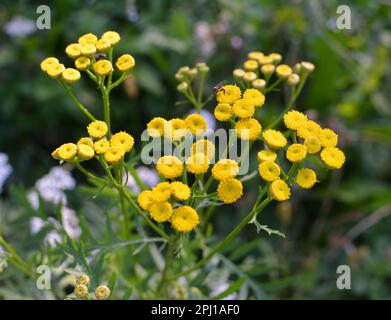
[52, 120, 134, 164]
[72, 274, 110, 300]
[40, 31, 135, 84]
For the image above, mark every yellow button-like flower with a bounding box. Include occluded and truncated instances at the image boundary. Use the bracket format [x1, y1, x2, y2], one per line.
[297, 120, 321, 139]
[283, 110, 308, 130]
[320, 147, 345, 169]
[116, 54, 136, 72]
[217, 178, 243, 204]
[77, 144, 94, 160]
[164, 118, 188, 141]
[318, 128, 338, 147]
[58, 143, 77, 161]
[235, 118, 262, 140]
[104, 146, 125, 164]
[40, 57, 59, 72]
[185, 114, 207, 135]
[286, 144, 307, 163]
[243, 89, 265, 108]
[62, 68, 81, 84]
[95, 38, 111, 51]
[214, 103, 233, 122]
[147, 117, 166, 138]
[191, 139, 215, 161]
[276, 64, 293, 79]
[287, 74, 300, 86]
[186, 153, 209, 175]
[77, 137, 94, 149]
[233, 68, 245, 78]
[258, 160, 281, 181]
[156, 155, 183, 179]
[110, 131, 134, 153]
[65, 43, 82, 59]
[76, 275, 90, 287]
[171, 206, 199, 233]
[87, 120, 108, 139]
[80, 43, 96, 56]
[248, 51, 264, 60]
[94, 139, 110, 155]
[252, 79, 266, 90]
[261, 64, 275, 76]
[270, 179, 291, 201]
[243, 72, 257, 82]
[51, 148, 60, 160]
[74, 284, 88, 298]
[257, 150, 277, 162]
[212, 159, 239, 181]
[296, 168, 317, 189]
[137, 190, 155, 211]
[243, 59, 258, 71]
[93, 60, 113, 76]
[233, 99, 255, 118]
[270, 53, 282, 64]
[216, 85, 241, 104]
[78, 33, 98, 46]
[101, 31, 121, 46]
[152, 182, 172, 202]
[304, 136, 321, 154]
[262, 129, 287, 149]
[258, 55, 274, 65]
[149, 202, 173, 223]
[94, 285, 110, 300]
[47, 63, 65, 78]
[171, 181, 191, 201]
[75, 57, 91, 71]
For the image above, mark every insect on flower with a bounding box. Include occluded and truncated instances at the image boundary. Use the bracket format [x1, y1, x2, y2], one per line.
[212, 80, 227, 95]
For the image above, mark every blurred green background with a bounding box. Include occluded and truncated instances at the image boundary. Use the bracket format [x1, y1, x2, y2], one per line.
[1, 0, 391, 299]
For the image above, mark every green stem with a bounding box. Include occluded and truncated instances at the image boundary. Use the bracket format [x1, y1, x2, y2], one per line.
[128, 165, 148, 191]
[74, 161, 109, 185]
[156, 235, 177, 297]
[0, 236, 33, 277]
[100, 85, 111, 136]
[110, 73, 127, 91]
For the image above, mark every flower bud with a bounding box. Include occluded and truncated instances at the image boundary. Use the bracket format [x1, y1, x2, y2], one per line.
[233, 68, 245, 79]
[74, 284, 89, 298]
[188, 68, 198, 78]
[76, 274, 90, 287]
[287, 73, 300, 86]
[301, 61, 315, 73]
[261, 64, 275, 76]
[243, 59, 258, 71]
[177, 82, 188, 93]
[243, 71, 257, 82]
[293, 63, 302, 73]
[252, 78, 266, 90]
[270, 53, 282, 64]
[95, 285, 111, 300]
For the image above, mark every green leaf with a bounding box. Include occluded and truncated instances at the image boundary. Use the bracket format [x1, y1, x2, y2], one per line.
[210, 277, 245, 300]
[107, 272, 117, 298]
[253, 220, 286, 238]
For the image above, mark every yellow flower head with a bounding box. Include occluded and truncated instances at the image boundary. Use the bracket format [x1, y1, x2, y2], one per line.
[287, 74, 300, 86]
[62, 68, 81, 84]
[147, 117, 166, 138]
[74, 284, 88, 298]
[217, 178, 243, 204]
[77, 144, 94, 160]
[78, 33, 98, 46]
[47, 63, 65, 78]
[304, 136, 321, 154]
[149, 202, 173, 223]
[93, 60, 113, 76]
[252, 79, 266, 90]
[212, 159, 239, 181]
[104, 146, 125, 164]
[171, 181, 191, 201]
[318, 128, 338, 147]
[248, 51, 264, 60]
[297, 120, 321, 139]
[110, 132, 134, 153]
[116, 54, 136, 72]
[186, 153, 209, 175]
[58, 143, 77, 161]
[243, 89, 265, 108]
[75, 57, 91, 71]
[152, 182, 172, 202]
[80, 43, 96, 56]
[270, 53, 282, 64]
[138, 190, 155, 211]
[185, 114, 207, 135]
[76, 275, 90, 287]
[171, 206, 199, 233]
[296, 168, 317, 189]
[94, 139, 110, 155]
[286, 144, 307, 163]
[276, 64, 293, 79]
[258, 160, 281, 182]
[243, 72, 257, 82]
[95, 285, 110, 300]
[164, 118, 188, 141]
[65, 43, 82, 59]
[95, 38, 111, 52]
[235, 118, 262, 140]
[233, 68, 245, 78]
[51, 148, 60, 160]
[77, 137, 93, 149]
[40, 57, 59, 72]
[258, 55, 274, 65]
[87, 120, 108, 139]
[320, 147, 345, 169]
[233, 99, 255, 118]
[243, 59, 258, 71]
[216, 85, 241, 104]
[262, 129, 287, 149]
[283, 110, 308, 130]
[156, 155, 184, 179]
[270, 179, 291, 201]
[261, 64, 275, 76]
[191, 139, 215, 161]
[101, 31, 121, 46]
[257, 150, 277, 162]
[214, 103, 233, 122]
